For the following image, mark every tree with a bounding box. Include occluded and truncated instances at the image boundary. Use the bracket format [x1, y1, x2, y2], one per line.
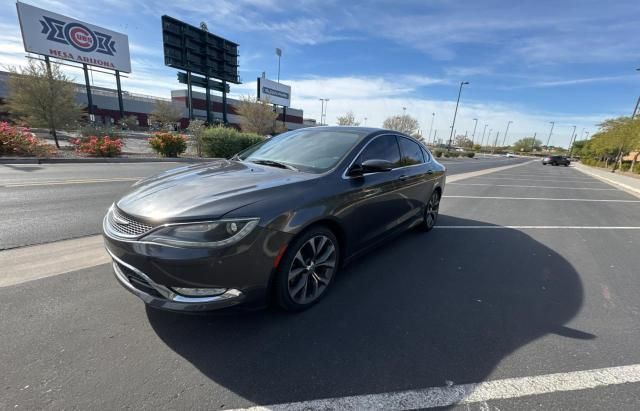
[118, 115, 139, 130]
[187, 119, 206, 157]
[235, 96, 280, 135]
[512, 137, 542, 152]
[4, 60, 84, 148]
[336, 111, 360, 126]
[454, 135, 473, 148]
[149, 101, 182, 130]
[382, 114, 419, 135]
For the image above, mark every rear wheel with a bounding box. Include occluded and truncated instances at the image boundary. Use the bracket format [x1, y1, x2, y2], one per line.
[274, 226, 339, 311]
[421, 189, 441, 232]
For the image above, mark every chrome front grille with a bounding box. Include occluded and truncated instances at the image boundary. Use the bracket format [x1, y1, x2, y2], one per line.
[106, 207, 155, 238]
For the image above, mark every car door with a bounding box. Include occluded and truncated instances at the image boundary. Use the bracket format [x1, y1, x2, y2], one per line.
[341, 134, 408, 252]
[395, 136, 435, 224]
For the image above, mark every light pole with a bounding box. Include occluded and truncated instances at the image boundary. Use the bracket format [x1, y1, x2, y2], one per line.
[480, 124, 488, 147]
[448, 81, 469, 151]
[323, 99, 330, 125]
[363, 117, 367, 126]
[319, 98, 329, 125]
[546, 121, 555, 151]
[568, 125, 577, 157]
[275, 48, 282, 83]
[471, 118, 478, 146]
[501, 120, 513, 146]
[428, 112, 435, 142]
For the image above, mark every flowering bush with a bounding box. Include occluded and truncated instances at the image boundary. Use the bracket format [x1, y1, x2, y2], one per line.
[148, 132, 187, 157]
[71, 135, 123, 157]
[0, 122, 57, 157]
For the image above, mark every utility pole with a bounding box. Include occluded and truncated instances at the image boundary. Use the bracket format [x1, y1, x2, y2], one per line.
[471, 118, 478, 146]
[530, 132, 537, 153]
[448, 81, 469, 151]
[546, 121, 555, 151]
[492, 131, 500, 153]
[363, 117, 367, 126]
[501, 120, 513, 146]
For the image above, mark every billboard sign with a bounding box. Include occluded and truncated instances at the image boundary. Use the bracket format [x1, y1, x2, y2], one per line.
[257, 77, 291, 107]
[162, 15, 240, 84]
[16, 2, 131, 72]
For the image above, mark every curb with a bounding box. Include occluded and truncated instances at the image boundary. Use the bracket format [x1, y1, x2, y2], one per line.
[0, 157, 211, 165]
[574, 164, 640, 199]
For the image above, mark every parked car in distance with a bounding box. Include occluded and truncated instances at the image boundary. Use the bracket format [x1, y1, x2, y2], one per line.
[103, 127, 446, 313]
[542, 155, 570, 166]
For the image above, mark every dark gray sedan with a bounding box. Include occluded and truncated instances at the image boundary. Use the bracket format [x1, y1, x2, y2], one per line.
[103, 127, 446, 312]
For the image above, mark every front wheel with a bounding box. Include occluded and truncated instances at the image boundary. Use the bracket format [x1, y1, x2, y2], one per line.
[274, 227, 340, 312]
[421, 189, 441, 232]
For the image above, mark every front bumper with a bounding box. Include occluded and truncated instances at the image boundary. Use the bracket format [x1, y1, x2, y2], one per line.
[108, 249, 245, 312]
[103, 215, 293, 312]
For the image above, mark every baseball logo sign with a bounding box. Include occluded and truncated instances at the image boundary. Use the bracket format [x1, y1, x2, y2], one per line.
[40, 16, 116, 55]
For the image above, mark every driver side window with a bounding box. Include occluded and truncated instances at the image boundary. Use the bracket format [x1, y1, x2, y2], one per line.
[358, 135, 400, 167]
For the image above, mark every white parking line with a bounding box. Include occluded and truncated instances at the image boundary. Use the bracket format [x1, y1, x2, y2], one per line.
[470, 176, 602, 183]
[448, 183, 618, 190]
[231, 364, 640, 411]
[444, 195, 640, 202]
[435, 226, 640, 230]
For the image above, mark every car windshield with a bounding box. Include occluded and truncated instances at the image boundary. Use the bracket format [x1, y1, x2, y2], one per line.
[237, 128, 366, 173]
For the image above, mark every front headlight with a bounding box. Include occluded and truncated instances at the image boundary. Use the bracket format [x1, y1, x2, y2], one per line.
[142, 218, 259, 248]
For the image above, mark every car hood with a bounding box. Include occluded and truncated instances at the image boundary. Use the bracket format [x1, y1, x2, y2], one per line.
[116, 160, 316, 222]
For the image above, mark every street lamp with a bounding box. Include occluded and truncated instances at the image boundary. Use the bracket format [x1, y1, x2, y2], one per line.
[363, 117, 367, 126]
[471, 118, 478, 146]
[448, 81, 469, 151]
[275, 48, 283, 83]
[501, 120, 513, 146]
[546, 121, 555, 151]
[480, 124, 488, 148]
[428, 112, 435, 142]
[568, 125, 577, 157]
[319, 98, 330, 125]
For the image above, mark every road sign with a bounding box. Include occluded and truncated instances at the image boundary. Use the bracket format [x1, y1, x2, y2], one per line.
[257, 77, 291, 107]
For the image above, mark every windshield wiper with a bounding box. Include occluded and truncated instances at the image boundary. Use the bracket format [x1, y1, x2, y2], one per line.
[249, 159, 299, 171]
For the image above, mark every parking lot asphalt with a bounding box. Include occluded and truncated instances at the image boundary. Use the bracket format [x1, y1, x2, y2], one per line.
[1, 160, 639, 409]
[0, 157, 524, 249]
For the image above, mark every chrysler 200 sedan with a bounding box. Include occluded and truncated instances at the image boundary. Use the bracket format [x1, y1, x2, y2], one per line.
[103, 127, 446, 312]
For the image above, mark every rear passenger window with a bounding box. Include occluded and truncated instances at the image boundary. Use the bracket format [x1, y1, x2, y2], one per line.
[358, 135, 401, 166]
[397, 137, 424, 166]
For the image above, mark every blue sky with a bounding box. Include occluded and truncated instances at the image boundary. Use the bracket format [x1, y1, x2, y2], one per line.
[2, 0, 640, 146]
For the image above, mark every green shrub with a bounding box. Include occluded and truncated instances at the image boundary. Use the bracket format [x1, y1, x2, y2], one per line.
[202, 126, 264, 158]
[433, 149, 443, 158]
[620, 161, 632, 172]
[80, 124, 122, 139]
[464, 151, 475, 158]
[148, 132, 187, 157]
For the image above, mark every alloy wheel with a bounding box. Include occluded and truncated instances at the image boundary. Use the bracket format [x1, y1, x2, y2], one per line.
[425, 191, 440, 230]
[287, 235, 337, 304]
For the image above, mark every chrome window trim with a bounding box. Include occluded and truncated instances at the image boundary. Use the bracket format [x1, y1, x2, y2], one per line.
[341, 133, 428, 180]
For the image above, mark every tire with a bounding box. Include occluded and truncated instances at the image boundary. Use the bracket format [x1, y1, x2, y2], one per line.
[274, 226, 340, 312]
[420, 189, 441, 232]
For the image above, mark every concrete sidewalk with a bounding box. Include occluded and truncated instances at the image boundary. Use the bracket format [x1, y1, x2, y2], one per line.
[574, 162, 640, 198]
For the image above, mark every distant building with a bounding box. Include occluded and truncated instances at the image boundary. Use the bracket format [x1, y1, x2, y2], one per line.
[303, 118, 318, 127]
[0, 71, 304, 130]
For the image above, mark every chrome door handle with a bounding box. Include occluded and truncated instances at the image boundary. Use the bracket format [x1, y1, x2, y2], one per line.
[399, 175, 408, 181]
[426, 170, 434, 175]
